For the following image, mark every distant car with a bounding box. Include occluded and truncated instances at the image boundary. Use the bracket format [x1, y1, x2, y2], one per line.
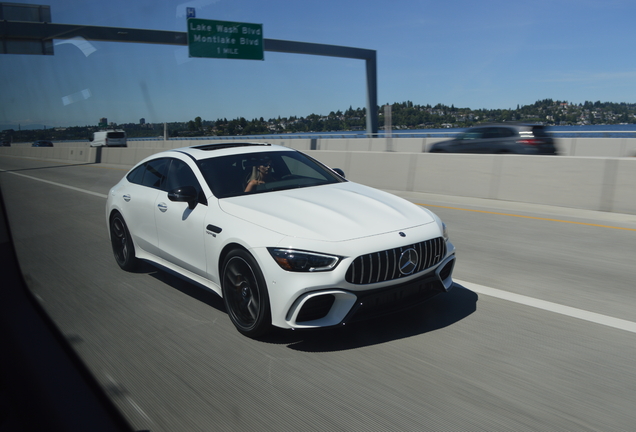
[90, 129, 127, 147]
[429, 124, 557, 155]
[32, 140, 54, 147]
[106, 143, 456, 337]
[1, 140, 10, 147]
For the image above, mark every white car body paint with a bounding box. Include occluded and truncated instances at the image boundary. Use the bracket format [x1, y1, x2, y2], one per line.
[106, 144, 455, 335]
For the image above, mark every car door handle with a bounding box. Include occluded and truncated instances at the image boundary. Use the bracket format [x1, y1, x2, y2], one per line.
[157, 202, 168, 213]
[123, 194, 131, 202]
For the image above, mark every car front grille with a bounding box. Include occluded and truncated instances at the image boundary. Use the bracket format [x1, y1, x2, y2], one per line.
[345, 237, 446, 285]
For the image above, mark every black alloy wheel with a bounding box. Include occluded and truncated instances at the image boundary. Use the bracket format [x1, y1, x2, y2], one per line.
[222, 249, 271, 338]
[110, 213, 137, 271]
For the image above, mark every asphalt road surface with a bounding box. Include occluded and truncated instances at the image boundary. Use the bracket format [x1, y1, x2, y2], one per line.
[1, 156, 636, 432]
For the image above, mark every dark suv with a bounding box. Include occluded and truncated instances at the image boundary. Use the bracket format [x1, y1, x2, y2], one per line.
[429, 124, 557, 155]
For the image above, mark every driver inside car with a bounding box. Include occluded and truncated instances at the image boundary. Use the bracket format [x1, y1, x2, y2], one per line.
[245, 156, 275, 192]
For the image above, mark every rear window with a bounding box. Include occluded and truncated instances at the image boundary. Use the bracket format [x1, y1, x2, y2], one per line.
[531, 126, 549, 137]
[107, 132, 126, 139]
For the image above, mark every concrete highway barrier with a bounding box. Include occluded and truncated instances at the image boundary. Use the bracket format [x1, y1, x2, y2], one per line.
[2, 137, 635, 215]
[9, 136, 636, 156]
[307, 151, 636, 215]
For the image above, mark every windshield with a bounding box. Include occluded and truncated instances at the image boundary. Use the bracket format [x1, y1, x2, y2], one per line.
[198, 150, 345, 198]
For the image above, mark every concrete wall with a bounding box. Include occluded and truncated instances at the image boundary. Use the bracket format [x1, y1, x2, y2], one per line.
[113, 136, 636, 156]
[557, 137, 636, 157]
[7, 136, 636, 156]
[305, 151, 636, 214]
[2, 139, 635, 215]
[0, 145, 96, 163]
[139, 136, 636, 156]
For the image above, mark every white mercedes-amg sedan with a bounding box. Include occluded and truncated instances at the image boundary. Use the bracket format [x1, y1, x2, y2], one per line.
[106, 143, 456, 337]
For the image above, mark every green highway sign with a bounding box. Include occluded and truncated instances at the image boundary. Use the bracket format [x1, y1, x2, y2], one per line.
[187, 18, 263, 60]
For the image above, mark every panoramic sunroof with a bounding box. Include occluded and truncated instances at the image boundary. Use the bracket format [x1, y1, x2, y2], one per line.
[192, 143, 271, 151]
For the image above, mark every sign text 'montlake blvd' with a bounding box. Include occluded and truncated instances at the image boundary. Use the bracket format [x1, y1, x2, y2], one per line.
[187, 19, 264, 60]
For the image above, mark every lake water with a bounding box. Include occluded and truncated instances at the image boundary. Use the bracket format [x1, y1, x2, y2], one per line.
[233, 124, 636, 140]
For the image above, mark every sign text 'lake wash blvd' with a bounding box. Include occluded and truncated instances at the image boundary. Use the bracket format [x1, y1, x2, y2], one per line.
[187, 19, 264, 60]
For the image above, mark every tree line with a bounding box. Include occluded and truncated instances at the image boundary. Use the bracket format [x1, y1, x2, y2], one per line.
[4, 99, 635, 143]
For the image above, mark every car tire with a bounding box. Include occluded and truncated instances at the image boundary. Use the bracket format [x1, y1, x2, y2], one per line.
[222, 249, 271, 338]
[109, 213, 138, 271]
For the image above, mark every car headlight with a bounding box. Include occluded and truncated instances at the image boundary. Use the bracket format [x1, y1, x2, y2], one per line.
[268, 248, 341, 272]
[442, 222, 449, 241]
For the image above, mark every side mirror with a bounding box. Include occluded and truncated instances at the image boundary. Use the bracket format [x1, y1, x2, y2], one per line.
[168, 186, 198, 209]
[333, 168, 345, 178]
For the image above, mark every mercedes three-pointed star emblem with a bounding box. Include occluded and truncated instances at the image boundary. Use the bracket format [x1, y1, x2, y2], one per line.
[398, 248, 419, 275]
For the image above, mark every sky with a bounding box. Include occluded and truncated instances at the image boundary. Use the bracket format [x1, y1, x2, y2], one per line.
[2, 0, 636, 129]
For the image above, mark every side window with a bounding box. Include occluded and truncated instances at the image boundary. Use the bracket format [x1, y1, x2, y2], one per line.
[482, 128, 499, 139]
[461, 131, 482, 140]
[500, 128, 515, 138]
[532, 127, 548, 137]
[141, 158, 170, 189]
[165, 159, 199, 191]
[198, 156, 247, 198]
[165, 159, 206, 204]
[126, 163, 145, 185]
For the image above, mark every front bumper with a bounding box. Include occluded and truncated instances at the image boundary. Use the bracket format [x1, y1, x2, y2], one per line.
[283, 253, 456, 329]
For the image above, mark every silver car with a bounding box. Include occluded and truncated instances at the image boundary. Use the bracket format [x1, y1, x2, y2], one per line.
[429, 124, 558, 155]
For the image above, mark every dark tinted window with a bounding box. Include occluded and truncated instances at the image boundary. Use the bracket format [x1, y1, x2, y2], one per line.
[532, 126, 549, 137]
[499, 127, 516, 138]
[482, 128, 499, 139]
[460, 131, 483, 140]
[126, 164, 145, 184]
[107, 132, 126, 139]
[165, 159, 206, 205]
[141, 158, 170, 189]
[198, 150, 344, 198]
[165, 159, 198, 191]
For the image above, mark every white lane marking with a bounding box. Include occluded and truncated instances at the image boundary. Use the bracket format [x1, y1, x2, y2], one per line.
[2, 169, 108, 199]
[457, 279, 636, 334]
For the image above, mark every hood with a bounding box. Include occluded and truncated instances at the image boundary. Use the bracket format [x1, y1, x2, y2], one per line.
[218, 182, 435, 242]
